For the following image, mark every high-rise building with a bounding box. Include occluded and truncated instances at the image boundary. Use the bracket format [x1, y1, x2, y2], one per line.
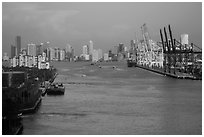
[108, 50, 113, 58]
[16, 36, 21, 56]
[104, 53, 109, 61]
[21, 48, 27, 55]
[49, 47, 55, 61]
[59, 49, 65, 61]
[65, 44, 72, 53]
[11, 45, 16, 58]
[71, 48, 74, 58]
[180, 34, 189, 48]
[3, 52, 9, 61]
[92, 49, 99, 62]
[124, 46, 128, 52]
[118, 43, 124, 53]
[98, 49, 103, 60]
[42, 42, 50, 52]
[42, 52, 46, 62]
[92, 49, 102, 62]
[89, 40, 93, 55]
[54, 48, 59, 60]
[36, 45, 43, 56]
[112, 45, 118, 55]
[83, 45, 89, 55]
[27, 43, 36, 56]
[65, 44, 74, 61]
[19, 54, 24, 67]
[130, 40, 136, 54]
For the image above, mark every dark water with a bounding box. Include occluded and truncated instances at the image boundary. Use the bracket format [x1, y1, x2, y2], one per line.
[22, 61, 202, 135]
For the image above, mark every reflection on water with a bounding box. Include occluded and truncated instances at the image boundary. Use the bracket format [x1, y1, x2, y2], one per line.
[22, 61, 202, 135]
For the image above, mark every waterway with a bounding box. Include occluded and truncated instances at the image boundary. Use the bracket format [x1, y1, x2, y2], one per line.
[22, 61, 202, 135]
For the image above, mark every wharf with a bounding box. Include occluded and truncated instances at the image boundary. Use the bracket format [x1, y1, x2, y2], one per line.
[19, 97, 42, 114]
[14, 124, 23, 135]
[135, 64, 202, 80]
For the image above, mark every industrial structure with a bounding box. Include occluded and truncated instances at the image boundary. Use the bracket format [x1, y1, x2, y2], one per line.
[136, 24, 163, 68]
[160, 24, 202, 79]
[128, 24, 202, 80]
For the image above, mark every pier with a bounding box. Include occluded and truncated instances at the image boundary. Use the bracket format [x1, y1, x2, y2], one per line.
[128, 24, 202, 80]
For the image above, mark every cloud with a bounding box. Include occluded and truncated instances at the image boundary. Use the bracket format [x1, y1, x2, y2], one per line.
[112, 24, 130, 31]
[3, 3, 80, 38]
[38, 10, 80, 35]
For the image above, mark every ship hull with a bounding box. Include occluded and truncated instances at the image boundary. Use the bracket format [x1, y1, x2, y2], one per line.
[46, 88, 65, 95]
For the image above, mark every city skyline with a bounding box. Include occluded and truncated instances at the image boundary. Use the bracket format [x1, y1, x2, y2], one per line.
[2, 2, 202, 56]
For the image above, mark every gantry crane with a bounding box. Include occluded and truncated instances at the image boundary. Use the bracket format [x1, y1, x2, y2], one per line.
[139, 23, 163, 67]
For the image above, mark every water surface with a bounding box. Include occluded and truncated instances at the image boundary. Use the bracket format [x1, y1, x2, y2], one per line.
[22, 61, 202, 135]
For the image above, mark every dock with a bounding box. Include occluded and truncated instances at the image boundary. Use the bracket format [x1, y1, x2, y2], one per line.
[127, 24, 202, 80]
[135, 64, 201, 80]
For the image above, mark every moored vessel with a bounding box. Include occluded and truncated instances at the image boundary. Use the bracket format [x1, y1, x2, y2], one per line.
[46, 83, 65, 95]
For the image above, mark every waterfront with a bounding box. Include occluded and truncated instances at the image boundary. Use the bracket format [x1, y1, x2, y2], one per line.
[22, 61, 202, 135]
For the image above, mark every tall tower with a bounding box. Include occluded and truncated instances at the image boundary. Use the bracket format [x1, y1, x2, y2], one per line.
[11, 45, 16, 58]
[92, 49, 98, 62]
[112, 45, 118, 55]
[98, 49, 103, 60]
[130, 40, 136, 51]
[16, 36, 21, 56]
[118, 43, 124, 53]
[89, 40, 93, 55]
[66, 44, 72, 53]
[27, 43, 36, 56]
[83, 45, 89, 55]
[36, 44, 43, 56]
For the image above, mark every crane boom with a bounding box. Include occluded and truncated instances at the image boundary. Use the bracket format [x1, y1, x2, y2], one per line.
[141, 23, 151, 51]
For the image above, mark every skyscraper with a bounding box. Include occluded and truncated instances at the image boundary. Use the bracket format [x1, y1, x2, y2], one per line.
[89, 40, 93, 55]
[71, 48, 74, 58]
[3, 52, 9, 61]
[11, 45, 16, 58]
[49, 47, 55, 61]
[65, 44, 72, 53]
[98, 49, 103, 60]
[21, 48, 27, 55]
[59, 49, 65, 61]
[103, 53, 109, 61]
[180, 34, 189, 48]
[118, 43, 124, 53]
[83, 45, 89, 55]
[112, 45, 118, 55]
[130, 40, 136, 53]
[65, 44, 74, 61]
[16, 36, 21, 56]
[54, 48, 60, 60]
[36, 44, 43, 56]
[27, 43, 36, 56]
[92, 49, 99, 62]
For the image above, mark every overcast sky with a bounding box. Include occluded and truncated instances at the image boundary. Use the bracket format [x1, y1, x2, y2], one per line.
[2, 2, 202, 56]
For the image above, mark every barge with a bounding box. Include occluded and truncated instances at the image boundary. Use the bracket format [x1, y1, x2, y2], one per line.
[47, 83, 65, 95]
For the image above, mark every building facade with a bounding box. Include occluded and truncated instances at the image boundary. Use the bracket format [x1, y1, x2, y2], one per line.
[89, 40, 93, 55]
[83, 45, 89, 55]
[27, 43, 36, 56]
[11, 45, 16, 58]
[16, 36, 21, 56]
